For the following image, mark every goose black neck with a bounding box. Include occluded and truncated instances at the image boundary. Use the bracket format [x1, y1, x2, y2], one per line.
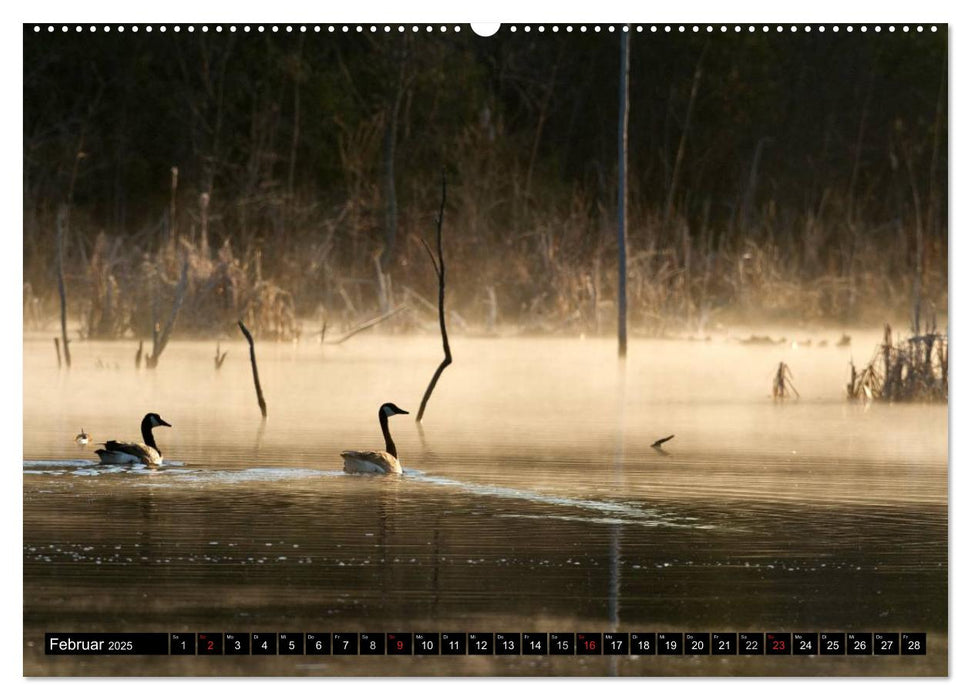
[379, 410, 397, 458]
[140, 417, 159, 451]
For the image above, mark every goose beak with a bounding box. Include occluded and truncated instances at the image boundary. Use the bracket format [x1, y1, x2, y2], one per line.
[158, 418, 172, 427]
[396, 408, 409, 415]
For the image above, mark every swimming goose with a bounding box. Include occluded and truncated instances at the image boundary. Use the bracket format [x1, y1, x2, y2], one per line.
[95, 413, 171, 466]
[341, 403, 409, 475]
[75, 429, 90, 445]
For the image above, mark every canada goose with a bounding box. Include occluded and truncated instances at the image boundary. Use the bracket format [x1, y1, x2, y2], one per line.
[75, 429, 90, 446]
[95, 413, 172, 466]
[341, 403, 409, 475]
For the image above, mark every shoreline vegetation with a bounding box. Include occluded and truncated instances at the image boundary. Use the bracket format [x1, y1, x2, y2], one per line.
[23, 30, 946, 351]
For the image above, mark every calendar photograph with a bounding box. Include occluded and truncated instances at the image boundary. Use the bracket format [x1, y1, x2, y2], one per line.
[22, 20, 948, 676]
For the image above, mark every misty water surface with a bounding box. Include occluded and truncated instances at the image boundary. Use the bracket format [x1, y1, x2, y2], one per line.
[23, 331, 947, 675]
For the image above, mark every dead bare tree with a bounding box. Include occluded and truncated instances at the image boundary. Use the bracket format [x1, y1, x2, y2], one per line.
[328, 305, 405, 345]
[53, 338, 62, 368]
[617, 31, 630, 358]
[135, 340, 143, 369]
[146, 257, 189, 368]
[55, 207, 71, 368]
[663, 41, 708, 230]
[416, 172, 452, 423]
[238, 320, 267, 418]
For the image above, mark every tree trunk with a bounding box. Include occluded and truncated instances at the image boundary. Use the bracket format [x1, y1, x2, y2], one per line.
[617, 31, 631, 358]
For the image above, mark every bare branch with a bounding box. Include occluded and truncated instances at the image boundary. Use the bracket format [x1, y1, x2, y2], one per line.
[238, 320, 267, 418]
[416, 171, 452, 423]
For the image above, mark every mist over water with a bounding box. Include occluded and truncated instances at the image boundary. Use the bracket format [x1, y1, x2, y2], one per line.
[23, 331, 947, 675]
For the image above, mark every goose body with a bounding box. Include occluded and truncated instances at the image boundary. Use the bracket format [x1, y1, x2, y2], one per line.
[342, 403, 409, 475]
[95, 413, 171, 466]
[75, 429, 90, 446]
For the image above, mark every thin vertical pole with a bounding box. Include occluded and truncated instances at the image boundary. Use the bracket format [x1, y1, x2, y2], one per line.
[617, 30, 630, 358]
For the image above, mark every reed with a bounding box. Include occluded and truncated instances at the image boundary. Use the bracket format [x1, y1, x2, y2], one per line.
[772, 362, 799, 401]
[847, 321, 947, 403]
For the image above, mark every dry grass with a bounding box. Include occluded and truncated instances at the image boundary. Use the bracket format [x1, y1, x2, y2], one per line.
[848, 321, 948, 403]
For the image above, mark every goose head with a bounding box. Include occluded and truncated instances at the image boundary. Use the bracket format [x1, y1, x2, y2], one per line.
[143, 413, 172, 430]
[380, 403, 409, 418]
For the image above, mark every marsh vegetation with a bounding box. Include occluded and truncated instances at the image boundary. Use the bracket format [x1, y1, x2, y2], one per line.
[24, 29, 947, 342]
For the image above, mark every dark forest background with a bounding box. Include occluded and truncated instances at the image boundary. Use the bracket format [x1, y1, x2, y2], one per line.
[23, 26, 947, 339]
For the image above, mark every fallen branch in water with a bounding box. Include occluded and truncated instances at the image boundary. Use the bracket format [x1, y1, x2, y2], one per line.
[238, 320, 267, 418]
[416, 171, 452, 423]
[328, 305, 406, 344]
[651, 434, 675, 448]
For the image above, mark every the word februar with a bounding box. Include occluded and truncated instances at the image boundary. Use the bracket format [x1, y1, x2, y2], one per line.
[48, 636, 104, 652]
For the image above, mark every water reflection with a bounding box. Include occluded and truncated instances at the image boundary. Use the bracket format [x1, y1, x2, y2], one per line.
[22, 334, 947, 675]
